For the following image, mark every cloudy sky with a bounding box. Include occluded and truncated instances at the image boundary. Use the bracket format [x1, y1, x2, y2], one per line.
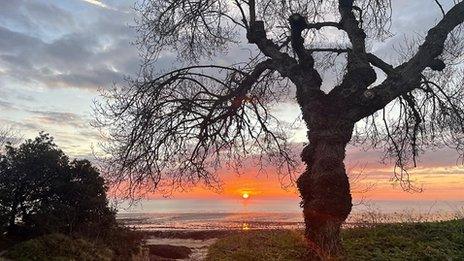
[0, 0, 138, 157]
[0, 0, 463, 200]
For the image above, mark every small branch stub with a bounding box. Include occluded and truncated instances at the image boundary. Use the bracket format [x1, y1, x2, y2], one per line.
[428, 59, 446, 71]
[289, 13, 307, 33]
[363, 89, 375, 99]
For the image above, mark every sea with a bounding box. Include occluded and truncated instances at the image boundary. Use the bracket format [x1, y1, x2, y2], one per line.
[116, 199, 464, 231]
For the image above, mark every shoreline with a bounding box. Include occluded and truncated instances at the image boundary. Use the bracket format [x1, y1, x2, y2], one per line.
[140, 230, 229, 261]
[139, 229, 299, 260]
[139, 218, 464, 260]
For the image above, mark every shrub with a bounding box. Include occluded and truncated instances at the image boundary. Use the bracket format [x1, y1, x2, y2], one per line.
[0, 133, 143, 259]
[4, 234, 113, 261]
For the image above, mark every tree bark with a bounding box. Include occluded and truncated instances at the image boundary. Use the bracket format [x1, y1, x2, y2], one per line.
[297, 118, 353, 259]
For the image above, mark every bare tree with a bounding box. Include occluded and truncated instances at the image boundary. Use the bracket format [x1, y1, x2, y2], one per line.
[0, 127, 18, 151]
[94, 0, 464, 257]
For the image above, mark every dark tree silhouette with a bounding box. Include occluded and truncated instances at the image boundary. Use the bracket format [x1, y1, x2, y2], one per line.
[94, 0, 464, 257]
[0, 133, 116, 239]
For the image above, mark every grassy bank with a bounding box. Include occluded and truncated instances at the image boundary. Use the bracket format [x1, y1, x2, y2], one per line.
[206, 219, 464, 260]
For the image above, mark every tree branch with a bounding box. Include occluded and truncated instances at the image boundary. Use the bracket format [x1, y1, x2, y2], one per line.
[246, 15, 324, 93]
[289, 14, 315, 68]
[338, 0, 366, 53]
[351, 1, 464, 120]
[308, 48, 349, 54]
[401, 2, 464, 76]
[306, 21, 341, 30]
[365, 53, 395, 75]
[434, 0, 446, 17]
[330, 0, 377, 99]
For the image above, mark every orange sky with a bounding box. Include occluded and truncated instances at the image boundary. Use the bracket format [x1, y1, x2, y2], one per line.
[136, 164, 464, 202]
[2, 0, 462, 205]
[107, 145, 464, 202]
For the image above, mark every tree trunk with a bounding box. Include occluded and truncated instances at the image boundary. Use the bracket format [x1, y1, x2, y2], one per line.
[297, 119, 353, 259]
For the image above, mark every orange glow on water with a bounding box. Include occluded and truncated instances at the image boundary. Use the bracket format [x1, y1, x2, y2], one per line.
[242, 223, 250, 230]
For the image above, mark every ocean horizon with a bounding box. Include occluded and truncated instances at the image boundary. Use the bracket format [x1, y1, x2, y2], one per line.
[116, 199, 464, 231]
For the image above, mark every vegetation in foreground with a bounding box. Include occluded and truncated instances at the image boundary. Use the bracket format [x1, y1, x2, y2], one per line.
[206, 219, 464, 261]
[0, 134, 143, 260]
[4, 234, 113, 261]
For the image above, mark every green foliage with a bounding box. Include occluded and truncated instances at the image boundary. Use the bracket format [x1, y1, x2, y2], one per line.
[341, 219, 464, 260]
[4, 233, 113, 261]
[102, 226, 145, 261]
[30, 159, 117, 238]
[0, 133, 69, 235]
[206, 220, 464, 261]
[0, 133, 116, 238]
[0, 133, 143, 260]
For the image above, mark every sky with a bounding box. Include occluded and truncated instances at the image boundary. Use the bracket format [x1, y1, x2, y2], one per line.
[0, 0, 463, 202]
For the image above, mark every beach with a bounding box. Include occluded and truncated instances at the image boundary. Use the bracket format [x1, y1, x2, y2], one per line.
[118, 200, 464, 260]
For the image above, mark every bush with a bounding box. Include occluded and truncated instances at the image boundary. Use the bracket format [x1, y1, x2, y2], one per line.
[0, 133, 117, 238]
[103, 226, 145, 261]
[0, 133, 144, 259]
[4, 234, 113, 261]
[341, 219, 464, 260]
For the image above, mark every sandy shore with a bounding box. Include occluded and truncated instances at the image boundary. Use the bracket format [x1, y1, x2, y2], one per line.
[145, 237, 217, 260]
[141, 230, 243, 260]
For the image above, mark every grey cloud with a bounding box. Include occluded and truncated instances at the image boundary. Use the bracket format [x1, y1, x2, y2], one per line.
[28, 110, 89, 128]
[0, 1, 138, 90]
[44, 34, 97, 64]
[48, 68, 121, 89]
[0, 100, 16, 110]
[370, 0, 450, 65]
[0, 84, 36, 103]
[0, 0, 453, 92]
[0, 0, 75, 34]
[0, 26, 41, 54]
[24, 1, 75, 31]
[0, 118, 42, 132]
[14, 93, 36, 102]
[344, 140, 464, 177]
[0, 88, 7, 98]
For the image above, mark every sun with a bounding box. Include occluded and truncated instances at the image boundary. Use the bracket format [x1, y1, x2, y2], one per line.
[242, 192, 250, 199]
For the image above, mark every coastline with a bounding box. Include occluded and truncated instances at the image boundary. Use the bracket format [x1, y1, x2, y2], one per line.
[120, 200, 464, 260]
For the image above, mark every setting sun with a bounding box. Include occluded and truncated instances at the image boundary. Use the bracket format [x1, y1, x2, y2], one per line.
[2, 0, 464, 260]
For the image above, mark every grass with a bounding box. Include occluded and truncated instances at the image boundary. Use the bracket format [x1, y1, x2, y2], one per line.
[206, 219, 464, 261]
[207, 230, 311, 261]
[3, 233, 113, 261]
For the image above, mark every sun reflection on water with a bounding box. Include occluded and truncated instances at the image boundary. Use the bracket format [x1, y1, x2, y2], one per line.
[242, 222, 250, 230]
